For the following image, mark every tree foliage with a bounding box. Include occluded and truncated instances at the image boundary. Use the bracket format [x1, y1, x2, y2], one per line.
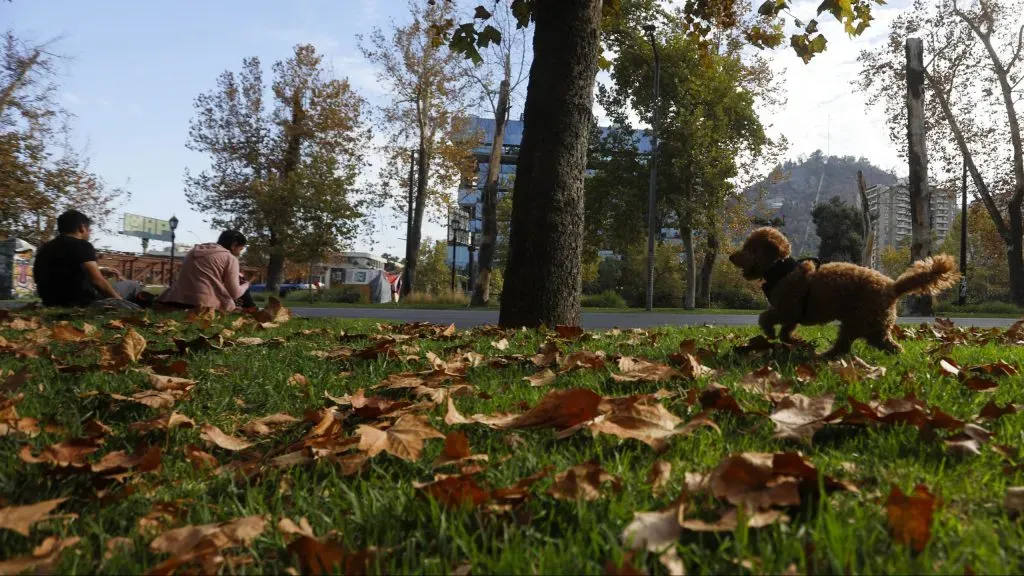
[0, 32, 126, 245]
[811, 196, 864, 263]
[415, 237, 452, 295]
[858, 0, 1024, 304]
[185, 44, 369, 292]
[359, 0, 476, 296]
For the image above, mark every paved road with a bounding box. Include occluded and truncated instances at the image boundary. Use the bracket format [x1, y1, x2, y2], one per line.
[289, 307, 1020, 330]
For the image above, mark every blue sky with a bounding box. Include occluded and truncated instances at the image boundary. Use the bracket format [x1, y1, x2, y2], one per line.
[6, 0, 910, 256]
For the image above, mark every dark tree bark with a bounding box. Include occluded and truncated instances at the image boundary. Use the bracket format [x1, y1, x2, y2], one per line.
[267, 93, 306, 294]
[681, 224, 695, 309]
[697, 230, 718, 308]
[904, 38, 934, 315]
[471, 75, 510, 307]
[857, 170, 874, 267]
[498, 0, 602, 328]
[403, 140, 430, 297]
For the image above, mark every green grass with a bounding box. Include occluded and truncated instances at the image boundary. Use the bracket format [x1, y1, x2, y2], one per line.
[2, 308, 1024, 574]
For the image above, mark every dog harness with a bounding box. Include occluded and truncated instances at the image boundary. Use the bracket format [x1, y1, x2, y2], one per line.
[762, 257, 821, 316]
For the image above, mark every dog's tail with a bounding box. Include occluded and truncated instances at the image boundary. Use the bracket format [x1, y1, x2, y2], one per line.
[892, 254, 961, 298]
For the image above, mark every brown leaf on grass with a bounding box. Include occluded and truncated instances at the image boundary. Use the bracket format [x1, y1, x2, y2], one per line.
[548, 461, 622, 501]
[684, 472, 710, 494]
[50, 322, 94, 342]
[287, 536, 377, 575]
[117, 328, 147, 363]
[943, 423, 993, 457]
[505, 388, 603, 431]
[251, 297, 290, 324]
[769, 394, 835, 444]
[938, 357, 961, 377]
[794, 363, 817, 383]
[531, 342, 561, 368]
[491, 338, 510, 351]
[490, 467, 552, 508]
[3, 366, 31, 393]
[183, 445, 218, 470]
[559, 350, 607, 373]
[570, 399, 718, 452]
[147, 374, 196, 392]
[648, 460, 672, 493]
[968, 361, 1018, 377]
[605, 551, 648, 576]
[241, 413, 300, 437]
[0, 498, 67, 536]
[200, 424, 254, 452]
[709, 452, 855, 511]
[433, 432, 488, 468]
[1004, 487, 1024, 518]
[148, 515, 267, 574]
[738, 366, 787, 397]
[978, 400, 1018, 422]
[104, 537, 135, 560]
[679, 507, 788, 532]
[671, 351, 713, 379]
[288, 373, 309, 388]
[612, 357, 682, 383]
[523, 368, 556, 387]
[20, 437, 103, 467]
[443, 398, 520, 428]
[416, 474, 492, 509]
[829, 356, 886, 383]
[962, 376, 999, 392]
[357, 414, 444, 461]
[555, 325, 585, 340]
[886, 484, 937, 553]
[129, 412, 196, 435]
[0, 536, 81, 575]
[697, 384, 748, 415]
[373, 373, 426, 391]
[108, 390, 181, 410]
[90, 445, 162, 476]
[620, 498, 686, 576]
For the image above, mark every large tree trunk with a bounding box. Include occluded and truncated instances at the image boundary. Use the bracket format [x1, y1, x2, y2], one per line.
[403, 141, 431, 296]
[267, 243, 286, 295]
[681, 225, 696, 310]
[1010, 197, 1024, 305]
[697, 230, 718, 308]
[857, 170, 874, 267]
[904, 38, 933, 316]
[498, 0, 602, 328]
[471, 75, 511, 307]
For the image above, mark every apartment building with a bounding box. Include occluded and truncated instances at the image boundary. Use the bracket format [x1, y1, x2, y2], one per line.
[865, 179, 956, 269]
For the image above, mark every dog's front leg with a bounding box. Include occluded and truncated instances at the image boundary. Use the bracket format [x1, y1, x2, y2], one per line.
[758, 309, 781, 340]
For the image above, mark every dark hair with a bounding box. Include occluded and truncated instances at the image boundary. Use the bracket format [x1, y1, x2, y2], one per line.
[217, 230, 247, 250]
[57, 210, 92, 234]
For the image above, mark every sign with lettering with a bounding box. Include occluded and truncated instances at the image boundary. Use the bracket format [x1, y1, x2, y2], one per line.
[122, 214, 174, 242]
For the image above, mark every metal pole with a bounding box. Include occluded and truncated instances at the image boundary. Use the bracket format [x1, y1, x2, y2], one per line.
[959, 156, 968, 305]
[449, 209, 456, 293]
[644, 28, 660, 311]
[169, 230, 176, 286]
[403, 148, 416, 294]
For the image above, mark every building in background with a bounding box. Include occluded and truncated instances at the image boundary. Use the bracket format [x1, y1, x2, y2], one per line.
[452, 115, 657, 271]
[865, 179, 956, 269]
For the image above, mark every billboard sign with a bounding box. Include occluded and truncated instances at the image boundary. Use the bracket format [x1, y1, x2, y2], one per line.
[122, 213, 174, 242]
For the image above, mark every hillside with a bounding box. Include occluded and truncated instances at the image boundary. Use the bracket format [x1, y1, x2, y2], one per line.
[745, 151, 899, 257]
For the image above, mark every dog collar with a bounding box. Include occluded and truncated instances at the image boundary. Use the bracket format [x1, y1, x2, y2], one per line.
[761, 257, 821, 300]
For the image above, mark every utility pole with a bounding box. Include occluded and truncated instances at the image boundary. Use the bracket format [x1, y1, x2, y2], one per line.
[959, 157, 968, 305]
[448, 208, 456, 293]
[402, 148, 416, 295]
[643, 24, 660, 312]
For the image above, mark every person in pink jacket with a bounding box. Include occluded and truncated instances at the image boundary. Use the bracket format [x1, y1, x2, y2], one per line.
[157, 230, 255, 312]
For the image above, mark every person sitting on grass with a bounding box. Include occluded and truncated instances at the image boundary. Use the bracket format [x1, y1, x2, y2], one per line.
[157, 230, 256, 312]
[33, 210, 144, 310]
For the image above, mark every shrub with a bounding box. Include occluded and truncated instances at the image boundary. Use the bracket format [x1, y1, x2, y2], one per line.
[581, 290, 628, 308]
[322, 287, 367, 304]
[402, 291, 469, 307]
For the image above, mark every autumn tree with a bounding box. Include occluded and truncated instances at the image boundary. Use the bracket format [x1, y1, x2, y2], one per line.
[811, 196, 865, 263]
[437, 0, 884, 327]
[0, 32, 126, 245]
[592, 0, 776, 309]
[416, 237, 452, 295]
[359, 0, 475, 297]
[185, 44, 369, 293]
[466, 3, 530, 307]
[858, 0, 1024, 305]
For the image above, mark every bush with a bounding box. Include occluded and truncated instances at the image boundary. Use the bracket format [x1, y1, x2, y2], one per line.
[581, 290, 628, 308]
[322, 287, 367, 304]
[935, 301, 1024, 316]
[402, 291, 469, 307]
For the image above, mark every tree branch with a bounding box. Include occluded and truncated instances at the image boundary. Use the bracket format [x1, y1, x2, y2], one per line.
[1008, 24, 1024, 71]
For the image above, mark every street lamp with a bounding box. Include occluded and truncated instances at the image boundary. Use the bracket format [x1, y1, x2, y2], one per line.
[168, 215, 179, 286]
[642, 24, 660, 311]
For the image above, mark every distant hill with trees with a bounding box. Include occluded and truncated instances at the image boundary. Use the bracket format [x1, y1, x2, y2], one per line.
[744, 150, 899, 257]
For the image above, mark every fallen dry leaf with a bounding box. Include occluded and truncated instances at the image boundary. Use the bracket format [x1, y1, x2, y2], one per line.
[50, 322, 94, 342]
[1005, 487, 1024, 518]
[148, 515, 266, 574]
[0, 498, 67, 536]
[679, 507, 788, 532]
[620, 497, 686, 576]
[613, 357, 682, 383]
[0, 536, 81, 574]
[147, 374, 196, 392]
[962, 376, 999, 392]
[769, 394, 836, 444]
[416, 474, 492, 509]
[128, 412, 196, 435]
[433, 431, 488, 468]
[548, 460, 622, 501]
[569, 399, 718, 452]
[886, 484, 937, 553]
[967, 361, 1018, 377]
[830, 356, 886, 383]
[357, 414, 445, 461]
[794, 363, 817, 383]
[251, 297, 291, 325]
[241, 413, 300, 437]
[287, 536, 377, 575]
[709, 452, 855, 512]
[648, 460, 672, 493]
[978, 400, 1018, 421]
[104, 537, 135, 560]
[90, 445, 162, 476]
[523, 368, 556, 387]
[491, 338, 510, 351]
[20, 437, 102, 468]
[200, 424, 254, 452]
[288, 373, 309, 387]
[558, 350, 607, 373]
[554, 325, 585, 340]
[938, 357, 961, 377]
[944, 423, 993, 457]
[183, 445, 218, 470]
[503, 388, 603, 431]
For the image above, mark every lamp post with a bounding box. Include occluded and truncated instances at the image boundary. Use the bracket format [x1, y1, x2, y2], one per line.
[958, 157, 968, 305]
[642, 24, 660, 311]
[168, 215, 179, 286]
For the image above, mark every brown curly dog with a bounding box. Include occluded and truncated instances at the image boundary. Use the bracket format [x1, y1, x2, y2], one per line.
[729, 227, 960, 357]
